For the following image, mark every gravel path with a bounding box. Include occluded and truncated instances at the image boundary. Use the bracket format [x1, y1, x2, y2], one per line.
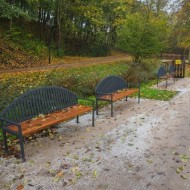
[0, 78, 190, 190]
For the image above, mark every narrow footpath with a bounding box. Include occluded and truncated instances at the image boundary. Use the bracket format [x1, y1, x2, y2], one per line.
[0, 55, 130, 74]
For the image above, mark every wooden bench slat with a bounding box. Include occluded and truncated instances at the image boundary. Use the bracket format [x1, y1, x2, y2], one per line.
[99, 88, 139, 101]
[7, 105, 92, 136]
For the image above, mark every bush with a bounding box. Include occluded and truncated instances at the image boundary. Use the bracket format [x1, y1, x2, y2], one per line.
[124, 59, 161, 83]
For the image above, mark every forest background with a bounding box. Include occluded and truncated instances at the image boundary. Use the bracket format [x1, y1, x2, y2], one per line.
[0, 0, 190, 67]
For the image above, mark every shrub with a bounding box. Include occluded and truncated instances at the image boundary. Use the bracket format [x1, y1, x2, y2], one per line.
[124, 59, 161, 83]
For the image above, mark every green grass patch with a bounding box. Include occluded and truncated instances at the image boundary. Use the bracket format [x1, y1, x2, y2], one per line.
[140, 80, 178, 101]
[141, 88, 177, 100]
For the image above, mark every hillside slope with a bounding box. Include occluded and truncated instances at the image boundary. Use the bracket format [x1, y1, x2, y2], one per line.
[0, 35, 47, 70]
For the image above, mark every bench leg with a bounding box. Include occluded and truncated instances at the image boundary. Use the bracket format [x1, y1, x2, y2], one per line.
[166, 78, 168, 88]
[96, 99, 99, 115]
[2, 130, 8, 153]
[92, 109, 95, 127]
[76, 116, 79, 123]
[19, 134, 26, 162]
[138, 91, 140, 103]
[125, 96, 128, 101]
[111, 101, 113, 117]
[138, 81, 140, 103]
[157, 77, 159, 87]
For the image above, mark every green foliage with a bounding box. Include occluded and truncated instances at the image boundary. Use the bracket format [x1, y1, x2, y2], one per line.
[116, 12, 168, 62]
[140, 80, 178, 101]
[125, 58, 161, 83]
[44, 62, 129, 96]
[1, 0, 173, 58]
[4, 27, 47, 56]
[67, 41, 110, 57]
[0, 0, 30, 20]
[0, 62, 129, 112]
[57, 0, 130, 56]
[172, 1, 190, 62]
[0, 60, 178, 113]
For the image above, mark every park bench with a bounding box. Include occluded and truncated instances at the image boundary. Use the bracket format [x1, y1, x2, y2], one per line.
[0, 86, 95, 162]
[95, 75, 140, 117]
[157, 65, 175, 88]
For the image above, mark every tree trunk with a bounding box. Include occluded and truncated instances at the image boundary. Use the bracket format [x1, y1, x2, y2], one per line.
[56, 0, 61, 55]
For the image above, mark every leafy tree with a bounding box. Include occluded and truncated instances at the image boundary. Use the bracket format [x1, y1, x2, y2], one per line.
[173, 0, 190, 61]
[0, 0, 173, 59]
[141, 0, 169, 13]
[0, 0, 30, 29]
[116, 12, 168, 63]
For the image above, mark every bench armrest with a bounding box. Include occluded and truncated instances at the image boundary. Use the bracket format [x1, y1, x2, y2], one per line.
[0, 118, 22, 133]
[0, 118, 20, 127]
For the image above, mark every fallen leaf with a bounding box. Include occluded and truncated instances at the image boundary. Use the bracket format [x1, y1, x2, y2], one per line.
[46, 161, 51, 167]
[147, 160, 153, 164]
[172, 151, 179, 155]
[92, 170, 98, 178]
[61, 164, 70, 169]
[56, 171, 64, 177]
[181, 174, 188, 179]
[176, 166, 185, 173]
[180, 155, 189, 162]
[71, 167, 79, 173]
[128, 143, 133, 146]
[75, 171, 82, 178]
[53, 177, 61, 182]
[29, 160, 35, 166]
[73, 155, 79, 160]
[17, 184, 24, 190]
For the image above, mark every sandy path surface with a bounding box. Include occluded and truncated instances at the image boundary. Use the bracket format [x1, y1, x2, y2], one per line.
[0, 78, 190, 190]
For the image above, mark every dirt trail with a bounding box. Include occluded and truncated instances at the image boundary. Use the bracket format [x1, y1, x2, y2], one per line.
[0, 55, 131, 74]
[0, 78, 190, 190]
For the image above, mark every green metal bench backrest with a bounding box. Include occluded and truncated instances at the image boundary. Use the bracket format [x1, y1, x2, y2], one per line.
[168, 64, 175, 74]
[95, 75, 128, 94]
[157, 66, 167, 77]
[0, 86, 78, 124]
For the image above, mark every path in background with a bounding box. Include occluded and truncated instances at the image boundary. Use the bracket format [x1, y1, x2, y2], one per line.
[0, 55, 131, 74]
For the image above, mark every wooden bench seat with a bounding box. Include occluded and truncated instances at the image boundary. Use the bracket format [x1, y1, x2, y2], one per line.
[98, 88, 139, 102]
[0, 86, 95, 161]
[95, 75, 140, 117]
[7, 105, 92, 136]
